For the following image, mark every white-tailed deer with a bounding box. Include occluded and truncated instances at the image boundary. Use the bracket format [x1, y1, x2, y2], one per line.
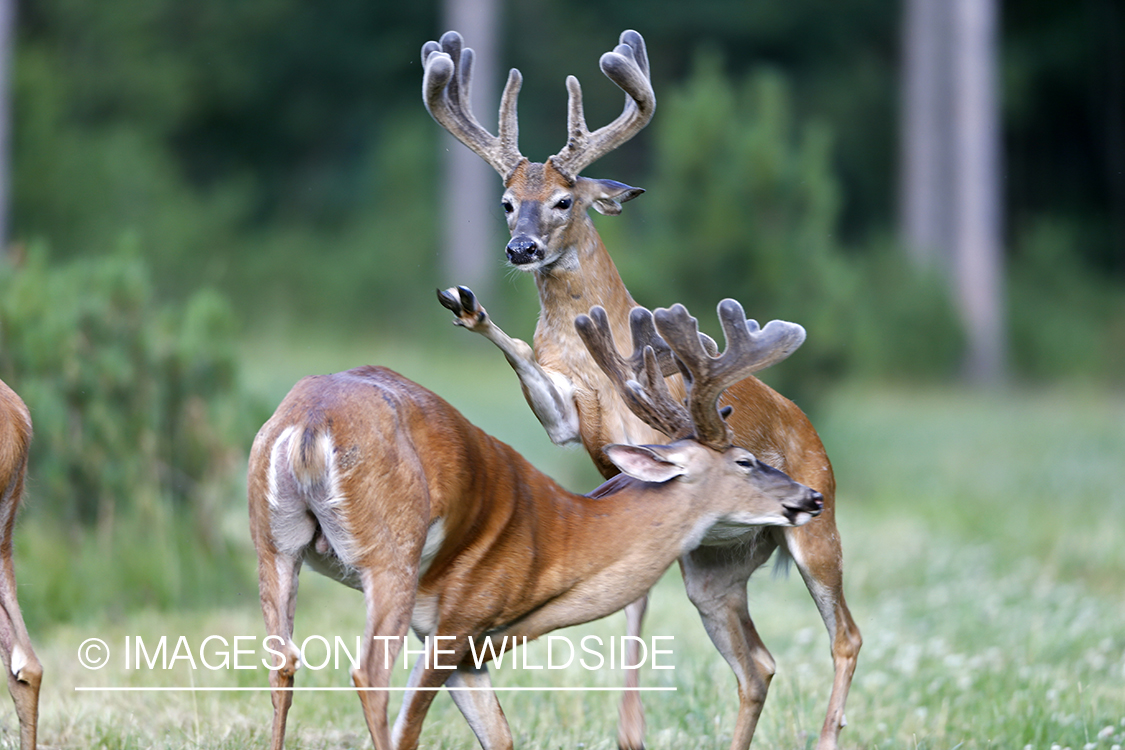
[0, 379, 41, 750]
[249, 300, 823, 750]
[425, 29, 861, 750]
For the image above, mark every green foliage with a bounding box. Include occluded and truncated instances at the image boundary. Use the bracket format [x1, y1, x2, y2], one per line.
[226, 110, 444, 332]
[0, 245, 262, 618]
[1008, 218, 1125, 383]
[623, 56, 962, 400]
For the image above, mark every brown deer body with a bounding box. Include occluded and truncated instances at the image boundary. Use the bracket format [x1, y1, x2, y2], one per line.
[250, 302, 822, 750]
[425, 30, 861, 750]
[0, 379, 42, 749]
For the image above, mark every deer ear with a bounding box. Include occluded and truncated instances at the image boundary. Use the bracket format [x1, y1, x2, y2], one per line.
[577, 177, 645, 216]
[603, 443, 687, 483]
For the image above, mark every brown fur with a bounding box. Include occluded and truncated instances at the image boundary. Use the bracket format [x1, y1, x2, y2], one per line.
[249, 365, 821, 750]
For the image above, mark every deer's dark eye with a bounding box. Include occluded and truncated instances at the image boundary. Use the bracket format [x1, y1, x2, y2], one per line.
[554, 197, 572, 210]
[502, 200, 514, 213]
[736, 458, 756, 469]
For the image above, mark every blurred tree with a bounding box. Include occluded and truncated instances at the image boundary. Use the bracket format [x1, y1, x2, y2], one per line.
[0, 0, 11, 252]
[901, 0, 1004, 384]
[438, 0, 503, 299]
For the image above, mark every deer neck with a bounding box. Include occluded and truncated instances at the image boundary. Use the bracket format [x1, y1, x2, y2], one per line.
[533, 218, 635, 348]
[536, 474, 707, 583]
[489, 473, 725, 639]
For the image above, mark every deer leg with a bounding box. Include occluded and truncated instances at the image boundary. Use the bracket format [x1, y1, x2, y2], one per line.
[681, 541, 777, 750]
[438, 286, 580, 445]
[617, 594, 648, 750]
[257, 542, 303, 750]
[783, 521, 861, 750]
[445, 658, 513, 750]
[389, 635, 470, 750]
[0, 572, 40, 750]
[351, 566, 418, 750]
[0, 461, 39, 750]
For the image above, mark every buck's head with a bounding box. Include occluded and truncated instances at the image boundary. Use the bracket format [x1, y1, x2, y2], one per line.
[499, 161, 643, 268]
[422, 30, 653, 272]
[576, 300, 824, 531]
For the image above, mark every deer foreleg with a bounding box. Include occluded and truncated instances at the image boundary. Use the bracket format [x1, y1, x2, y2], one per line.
[438, 286, 580, 445]
[681, 543, 778, 750]
[446, 659, 513, 750]
[617, 595, 648, 750]
[390, 635, 471, 750]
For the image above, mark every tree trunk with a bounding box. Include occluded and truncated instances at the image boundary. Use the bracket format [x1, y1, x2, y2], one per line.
[900, 0, 1005, 383]
[951, 0, 1004, 383]
[0, 0, 14, 256]
[440, 0, 502, 299]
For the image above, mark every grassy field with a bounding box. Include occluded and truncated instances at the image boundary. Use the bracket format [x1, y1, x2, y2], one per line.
[4, 336, 1124, 749]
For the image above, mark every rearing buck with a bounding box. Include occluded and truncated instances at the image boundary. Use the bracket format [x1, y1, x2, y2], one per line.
[0, 379, 42, 750]
[424, 29, 861, 750]
[249, 300, 823, 750]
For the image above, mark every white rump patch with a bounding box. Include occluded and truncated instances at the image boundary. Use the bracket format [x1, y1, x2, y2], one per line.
[308, 429, 362, 567]
[266, 426, 297, 509]
[266, 424, 359, 566]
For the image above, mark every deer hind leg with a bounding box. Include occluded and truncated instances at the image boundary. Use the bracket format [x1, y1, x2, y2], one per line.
[256, 540, 303, 750]
[0, 556, 40, 750]
[784, 519, 862, 750]
[617, 594, 648, 750]
[352, 565, 420, 750]
[681, 541, 777, 750]
[445, 659, 513, 750]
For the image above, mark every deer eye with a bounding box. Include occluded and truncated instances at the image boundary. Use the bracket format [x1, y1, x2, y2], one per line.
[554, 197, 572, 210]
[735, 458, 756, 470]
[501, 200, 514, 214]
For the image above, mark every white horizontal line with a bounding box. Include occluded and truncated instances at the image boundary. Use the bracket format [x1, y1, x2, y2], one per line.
[75, 686, 677, 693]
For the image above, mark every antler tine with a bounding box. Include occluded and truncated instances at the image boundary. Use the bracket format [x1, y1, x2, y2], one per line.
[575, 306, 693, 441]
[422, 30, 525, 180]
[627, 305, 719, 378]
[627, 306, 676, 379]
[550, 30, 656, 180]
[653, 300, 807, 449]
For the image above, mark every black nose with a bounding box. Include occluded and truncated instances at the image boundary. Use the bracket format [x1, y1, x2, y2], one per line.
[809, 490, 824, 514]
[506, 236, 541, 264]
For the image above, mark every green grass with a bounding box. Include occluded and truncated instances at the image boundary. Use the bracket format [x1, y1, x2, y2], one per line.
[4, 337, 1124, 748]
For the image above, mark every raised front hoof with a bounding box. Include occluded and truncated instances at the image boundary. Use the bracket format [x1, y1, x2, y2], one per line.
[437, 285, 488, 330]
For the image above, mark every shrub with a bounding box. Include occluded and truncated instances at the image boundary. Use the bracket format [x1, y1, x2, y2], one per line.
[0, 244, 264, 620]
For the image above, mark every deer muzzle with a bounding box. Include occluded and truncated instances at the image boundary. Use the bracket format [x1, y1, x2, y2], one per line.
[783, 489, 824, 526]
[506, 235, 543, 265]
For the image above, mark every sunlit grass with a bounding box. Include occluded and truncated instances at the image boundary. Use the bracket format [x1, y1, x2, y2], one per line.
[5, 339, 1124, 748]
